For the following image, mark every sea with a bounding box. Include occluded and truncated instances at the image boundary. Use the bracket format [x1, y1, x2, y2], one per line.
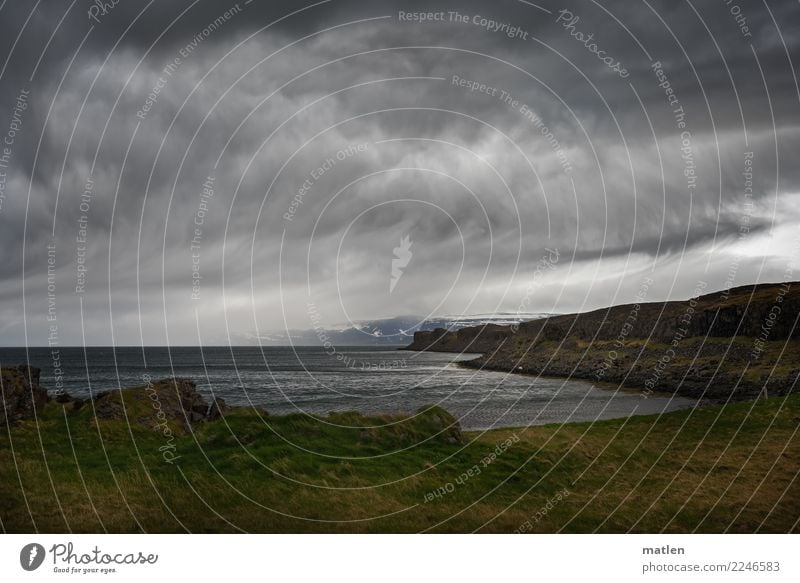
[0, 346, 696, 431]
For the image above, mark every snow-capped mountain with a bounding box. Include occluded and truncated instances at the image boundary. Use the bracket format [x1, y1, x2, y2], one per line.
[226, 313, 553, 346]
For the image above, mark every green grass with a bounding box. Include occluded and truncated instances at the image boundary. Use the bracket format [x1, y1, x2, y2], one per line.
[1, 394, 799, 533]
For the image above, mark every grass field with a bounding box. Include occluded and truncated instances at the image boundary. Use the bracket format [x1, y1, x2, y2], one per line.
[2, 391, 799, 533]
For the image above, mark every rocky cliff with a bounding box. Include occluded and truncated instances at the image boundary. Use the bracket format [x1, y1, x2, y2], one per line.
[405, 282, 800, 401]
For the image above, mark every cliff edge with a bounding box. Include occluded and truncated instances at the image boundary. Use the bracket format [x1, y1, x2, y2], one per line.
[404, 282, 800, 400]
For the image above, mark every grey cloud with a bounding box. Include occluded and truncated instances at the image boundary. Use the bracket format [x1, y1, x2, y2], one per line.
[0, 0, 798, 345]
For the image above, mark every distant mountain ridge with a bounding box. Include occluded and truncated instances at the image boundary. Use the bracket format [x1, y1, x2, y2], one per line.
[238, 312, 553, 346]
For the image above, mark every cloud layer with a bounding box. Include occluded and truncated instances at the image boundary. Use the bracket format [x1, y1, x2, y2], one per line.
[0, 0, 798, 345]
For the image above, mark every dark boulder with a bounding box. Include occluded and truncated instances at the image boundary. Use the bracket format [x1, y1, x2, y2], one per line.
[54, 390, 85, 412]
[206, 397, 227, 421]
[91, 377, 227, 433]
[0, 365, 49, 426]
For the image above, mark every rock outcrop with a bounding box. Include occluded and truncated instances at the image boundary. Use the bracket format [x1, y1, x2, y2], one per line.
[91, 378, 227, 432]
[406, 325, 510, 353]
[0, 365, 50, 426]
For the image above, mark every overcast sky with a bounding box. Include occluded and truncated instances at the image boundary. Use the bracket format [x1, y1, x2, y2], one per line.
[0, 0, 798, 346]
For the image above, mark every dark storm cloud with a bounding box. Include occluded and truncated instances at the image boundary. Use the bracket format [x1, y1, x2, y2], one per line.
[0, 0, 798, 345]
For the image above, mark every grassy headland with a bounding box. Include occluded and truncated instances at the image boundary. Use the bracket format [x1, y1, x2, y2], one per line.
[1, 380, 798, 533]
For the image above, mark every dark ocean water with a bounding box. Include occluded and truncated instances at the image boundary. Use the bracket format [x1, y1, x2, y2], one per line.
[0, 346, 696, 430]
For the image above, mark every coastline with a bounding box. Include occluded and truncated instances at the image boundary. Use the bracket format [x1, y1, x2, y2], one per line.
[403, 282, 800, 403]
[2, 373, 797, 532]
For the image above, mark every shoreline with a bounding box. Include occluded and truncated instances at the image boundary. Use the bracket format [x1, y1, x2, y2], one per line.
[402, 346, 717, 403]
[3, 377, 797, 532]
[402, 282, 800, 403]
